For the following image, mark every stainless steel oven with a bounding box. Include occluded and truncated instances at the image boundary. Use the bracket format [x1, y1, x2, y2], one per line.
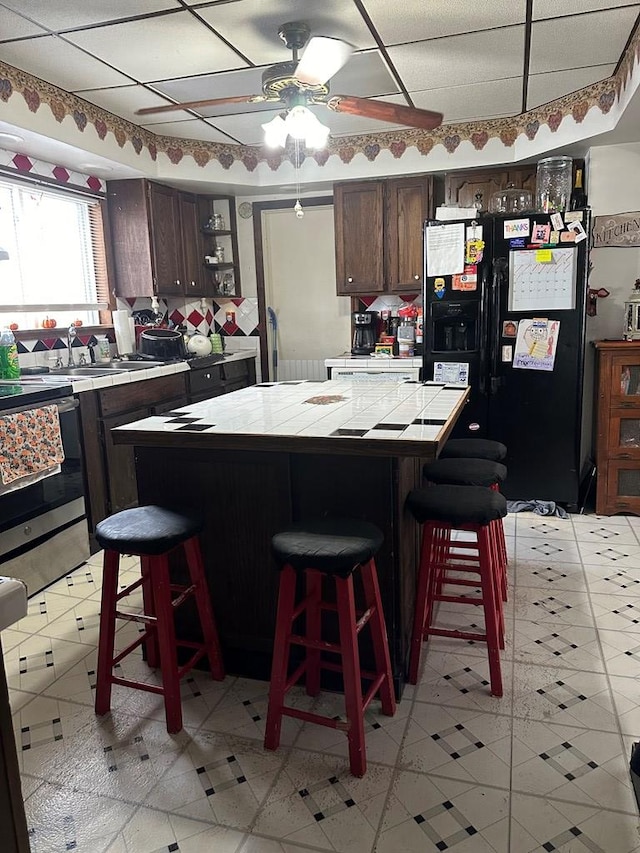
[0, 389, 89, 594]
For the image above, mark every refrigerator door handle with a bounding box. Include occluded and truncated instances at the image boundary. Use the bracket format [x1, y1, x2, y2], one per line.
[478, 265, 489, 395]
[490, 258, 508, 394]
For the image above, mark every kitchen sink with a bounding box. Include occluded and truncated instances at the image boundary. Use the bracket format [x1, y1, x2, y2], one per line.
[89, 360, 167, 370]
[48, 367, 121, 377]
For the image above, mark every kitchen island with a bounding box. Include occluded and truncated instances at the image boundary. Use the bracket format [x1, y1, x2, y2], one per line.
[113, 379, 469, 695]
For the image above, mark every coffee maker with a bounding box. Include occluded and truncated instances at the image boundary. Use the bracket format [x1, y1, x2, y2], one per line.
[351, 311, 378, 355]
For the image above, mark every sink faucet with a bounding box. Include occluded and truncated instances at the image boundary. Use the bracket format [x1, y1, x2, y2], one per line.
[67, 324, 77, 367]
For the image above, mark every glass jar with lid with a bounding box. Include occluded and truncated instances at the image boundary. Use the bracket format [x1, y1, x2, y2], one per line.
[488, 183, 534, 214]
[536, 156, 573, 213]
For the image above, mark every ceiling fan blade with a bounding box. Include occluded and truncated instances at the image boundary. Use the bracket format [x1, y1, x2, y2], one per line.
[295, 36, 354, 86]
[135, 94, 264, 117]
[327, 95, 443, 131]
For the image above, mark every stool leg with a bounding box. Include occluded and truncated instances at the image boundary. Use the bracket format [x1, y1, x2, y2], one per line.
[305, 569, 322, 698]
[152, 553, 183, 734]
[478, 528, 503, 698]
[265, 564, 297, 752]
[408, 524, 434, 685]
[95, 549, 120, 717]
[140, 555, 159, 669]
[360, 560, 396, 717]
[335, 575, 366, 778]
[183, 536, 225, 681]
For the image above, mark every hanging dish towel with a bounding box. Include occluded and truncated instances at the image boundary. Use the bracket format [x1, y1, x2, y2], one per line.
[0, 404, 65, 485]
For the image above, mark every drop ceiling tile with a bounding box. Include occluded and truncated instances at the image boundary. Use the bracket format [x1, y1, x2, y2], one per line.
[410, 77, 522, 123]
[76, 85, 193, 125]
[364, 0, 527, 44]
[0, 8, 48, 40]
[0, 35, 133, 90]
[193, 0, 377, 64]
[311, 103, 406, 137]
[527, 63, 616, 109]
[208, 108, 282, 145]
[534, 0, 639, 19]
[0, 0, 181, 30]
[142, 118, 237, 143]
[530, 6, 639, 73]
[64, 11, 247, 82]
[388, 26, 525, 91]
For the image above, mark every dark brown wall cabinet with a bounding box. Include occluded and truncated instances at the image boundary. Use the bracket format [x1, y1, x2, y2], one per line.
[108, 180, 242, 299]
[443, 166, 537, 212]
[594, 340, 640, 516]
[334, 175, 433, 295]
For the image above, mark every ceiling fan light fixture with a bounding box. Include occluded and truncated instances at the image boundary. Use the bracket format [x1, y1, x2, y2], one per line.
[262, 114, 289, 148]
[263, 105, 330, 150]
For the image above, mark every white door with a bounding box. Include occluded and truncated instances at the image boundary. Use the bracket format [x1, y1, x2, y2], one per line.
[262, 205, 351, 380]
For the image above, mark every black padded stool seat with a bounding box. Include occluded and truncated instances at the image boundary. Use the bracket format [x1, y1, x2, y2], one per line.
[407, 484, 507, 527]
[439, 438, 507, 462]
[95, 506, 203, 556]
[271, 517, 384, 578]
[423, 457, 507, 488]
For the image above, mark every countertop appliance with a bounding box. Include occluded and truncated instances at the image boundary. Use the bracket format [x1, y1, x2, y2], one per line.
[0, 383, 89, 593]
[422, 211, 592, 508]
[351, 311, 378, 355]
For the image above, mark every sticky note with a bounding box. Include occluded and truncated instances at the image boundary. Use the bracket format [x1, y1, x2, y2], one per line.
[535, 249, 553, 263]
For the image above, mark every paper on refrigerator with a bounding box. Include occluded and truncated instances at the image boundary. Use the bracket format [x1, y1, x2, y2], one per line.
[425, 223, 465, 276]
[512, 318, 560, 371]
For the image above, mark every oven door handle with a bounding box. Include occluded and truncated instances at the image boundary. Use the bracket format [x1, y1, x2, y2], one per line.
[56, 397, 79, 414]
[0, 396, 78, 417]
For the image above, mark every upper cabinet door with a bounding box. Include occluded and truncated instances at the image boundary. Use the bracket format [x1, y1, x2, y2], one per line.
[147, 182, 183, 296]
[444, 170, 510, 212]
[334, 181, 384, 295]
[386, 176, 433, 292]
[178, 192, 205, 296]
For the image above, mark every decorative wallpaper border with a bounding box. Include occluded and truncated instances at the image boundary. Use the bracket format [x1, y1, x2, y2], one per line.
[1, 21, 639, 173]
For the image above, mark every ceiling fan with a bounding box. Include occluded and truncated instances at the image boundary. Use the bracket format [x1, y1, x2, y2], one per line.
[135, 21, 444, 144]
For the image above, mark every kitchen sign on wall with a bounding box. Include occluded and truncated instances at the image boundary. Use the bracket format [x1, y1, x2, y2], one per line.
[592, 212, 640, 247]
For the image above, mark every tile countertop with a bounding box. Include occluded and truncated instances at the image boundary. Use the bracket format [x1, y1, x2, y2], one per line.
[325, 356, 423, 368]
[112, 379, 469, 458]
[4, 351, 256, 395]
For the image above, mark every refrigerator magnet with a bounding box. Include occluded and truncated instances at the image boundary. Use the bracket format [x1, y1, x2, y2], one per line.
[504, 218, 530, 239]
[560, 230, 576, 243]
[452, 264, 478, 291]
[532, 223, 551, 243]
[550, 212, 565, 231]
[509, 237, 526, 248]
[434, 277, 446, 299]
[564, 210, 584, 223]
[502, 320, 518, 338]
[550, 230, 560, 244]
[567, 220, 587, 243]
[502, 345, 513, 363]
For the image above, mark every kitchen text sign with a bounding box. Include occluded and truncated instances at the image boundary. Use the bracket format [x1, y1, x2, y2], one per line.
[593, 212, 640, 247]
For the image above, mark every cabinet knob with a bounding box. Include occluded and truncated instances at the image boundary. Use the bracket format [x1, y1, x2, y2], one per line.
[190, 281, 196, 288]
[205, 372, 211, 379]
[414, 274, 420, 281]
[347, 277, 354, 283]
[175, 279, 181, 286]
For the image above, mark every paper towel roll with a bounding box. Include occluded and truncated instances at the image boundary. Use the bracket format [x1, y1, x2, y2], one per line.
[113, 310, 133, 355]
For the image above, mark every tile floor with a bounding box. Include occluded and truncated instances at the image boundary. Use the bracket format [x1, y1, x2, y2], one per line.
[4, 511, 640, 852]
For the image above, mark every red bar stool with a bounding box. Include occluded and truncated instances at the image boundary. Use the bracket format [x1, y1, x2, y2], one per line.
[439, 438, 507, 463]
[422, 457, 509, 602]
[94, 505, 225, 734]
[264, 517, 396, 777]
[406, 485, 507, 696]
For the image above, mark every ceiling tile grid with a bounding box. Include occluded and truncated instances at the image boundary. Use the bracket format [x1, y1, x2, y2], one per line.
[0, 0, 637, 141]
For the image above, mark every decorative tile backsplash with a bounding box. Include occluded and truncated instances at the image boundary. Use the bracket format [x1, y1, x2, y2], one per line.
[122, 296, 260, 337]
[356, 294, 422, 314]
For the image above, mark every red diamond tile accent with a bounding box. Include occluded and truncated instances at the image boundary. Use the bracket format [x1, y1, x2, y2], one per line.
[359, 296, 375, 308]
[400, 294, 419, 302]
[52, 166, 70, 182]
[187, 310, 204, 326]
[230, 298, 243, 307]
[169, 309, 185, 325]
[223, 321, 240, 335]
[86, 176, 102, 192]
[12, 154, 33, 172]
[205, 309, 213, 324]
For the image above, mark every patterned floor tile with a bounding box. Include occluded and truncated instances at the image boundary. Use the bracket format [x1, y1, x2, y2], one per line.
[25, 780, 137, 853]
[515, 518, 577, 540]
[144, 730, 285, 831]
[14, 589, 78, 635]
[253, 748, 392, 853]
[583, 563, 640, 596]
[36, 595, 103, 646]
[377, 770, 509, 853]
[240, 836, 330, 852]
[579, 542, 640, 571]
[511, 792, 640, 852]
[4, 633, 94, 693]
[607, 675, 640, 736]
[514, 587, 596, 627]
[104, 807, 244, 853]
[591, 593, 640, 631]
[513, 620, 605, 672]
[415, 649, 512, 714]
[516, 537, 582, 564]
[511, 663, 618, 731]
[1, 627, 32, 653]
[599, 629, 640, 679]
[401, 702, 512, 788]
[47, 566, 101, 600]
[514, 560, 587, 592]
[511, 718, 636, 813]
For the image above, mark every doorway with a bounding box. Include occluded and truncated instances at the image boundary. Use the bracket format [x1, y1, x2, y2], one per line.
[255, 201, 351, 381]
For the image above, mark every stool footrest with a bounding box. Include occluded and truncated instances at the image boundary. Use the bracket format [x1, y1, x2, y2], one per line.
[116, 609, 156, 626]
[428, 626, 487, 642]
[111, 675, 164, 696]
[434, 594, 483, 606]
[290, 633, 341, 654]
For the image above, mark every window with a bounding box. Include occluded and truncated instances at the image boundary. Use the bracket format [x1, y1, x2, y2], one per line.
[0, 177, 110, 329]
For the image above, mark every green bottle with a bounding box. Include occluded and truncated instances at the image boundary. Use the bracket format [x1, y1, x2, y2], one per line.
[0, 327, 20, 379]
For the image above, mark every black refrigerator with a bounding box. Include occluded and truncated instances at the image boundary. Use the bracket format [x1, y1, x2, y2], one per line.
[422, 211, 593, 508]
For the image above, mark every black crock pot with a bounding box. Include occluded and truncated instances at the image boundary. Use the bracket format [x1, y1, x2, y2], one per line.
[138, 328, 188, 361]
